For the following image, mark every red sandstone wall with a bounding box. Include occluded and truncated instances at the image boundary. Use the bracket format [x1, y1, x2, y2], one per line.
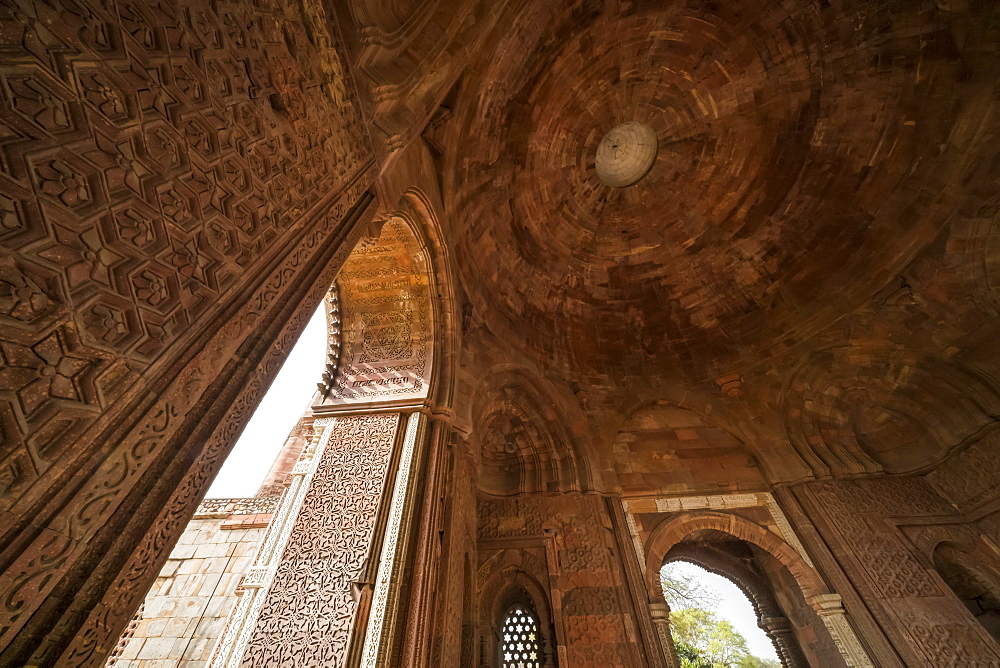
[477, 494, 658, 667]
[753, 544, 842, 666]
[793, 476, 1000, 665]
[0, 0, 375, 661]
[256, 415, 314, 496]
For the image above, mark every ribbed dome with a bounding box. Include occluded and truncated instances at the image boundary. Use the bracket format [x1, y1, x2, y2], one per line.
[449, 0, 983, 383]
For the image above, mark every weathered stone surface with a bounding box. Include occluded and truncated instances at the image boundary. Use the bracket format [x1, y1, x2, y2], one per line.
[0, 0, 375, 661]
[107, 513, 270, 667]
[6, 0, 1000, 665]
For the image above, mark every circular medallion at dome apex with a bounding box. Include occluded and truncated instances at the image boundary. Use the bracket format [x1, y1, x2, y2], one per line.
[595, 122, 658, 187]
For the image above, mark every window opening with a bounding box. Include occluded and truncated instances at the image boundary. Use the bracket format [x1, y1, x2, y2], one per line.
[500, 605, 542, 668]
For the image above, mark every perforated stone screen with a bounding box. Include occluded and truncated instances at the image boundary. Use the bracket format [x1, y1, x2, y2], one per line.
[501, 606, 542, 668]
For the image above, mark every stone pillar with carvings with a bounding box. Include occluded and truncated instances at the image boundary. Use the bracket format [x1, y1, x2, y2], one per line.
[649, 601, 680, 668]
[211, 414, 410, 666]
[759, 615, 808, 668]
[807, 594, 875, 668]
[359, 412, 427, 667]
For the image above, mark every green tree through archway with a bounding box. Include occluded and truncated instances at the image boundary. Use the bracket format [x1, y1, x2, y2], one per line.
[662, 561, 781, 668]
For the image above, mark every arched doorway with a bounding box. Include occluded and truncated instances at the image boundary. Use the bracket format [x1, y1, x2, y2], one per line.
[645, 511, 868, 667]
[663, 541, 807, 667]
[478, 563, 557, 668]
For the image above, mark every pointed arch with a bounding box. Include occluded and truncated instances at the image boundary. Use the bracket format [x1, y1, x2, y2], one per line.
[389, 188, 461, 410]
[663, 543, 810, 667]
[317, 187, 459, 411]
[471, 366, 597, 496]
[644, 511, 829, 604]
[477, 556, 557, 668]
[932, 540, 1000, 646]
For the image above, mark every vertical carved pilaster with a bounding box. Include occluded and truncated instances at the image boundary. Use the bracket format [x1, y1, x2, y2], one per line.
[649, 602, 680, 668]
[808, 594, 874, 667]
[360, 412, 425, 666]
[209, 418, 334, 667]
[400, 417, 455, 666]
[211, 413, 401, 666]
[759, 616, 808, 668]
[610, 498, 667, 667]
[762, 493, 815, 568]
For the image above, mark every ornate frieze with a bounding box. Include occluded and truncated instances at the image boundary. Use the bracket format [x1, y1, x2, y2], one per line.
[194, 496, 280, 518]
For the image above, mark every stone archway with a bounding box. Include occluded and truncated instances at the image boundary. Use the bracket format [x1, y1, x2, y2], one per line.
[644, 511, 872, 667]
[664, 542, 809, 667]
[0, 0, 380, 661]
[644, 512, 827, 604]
[208, 187, 463, 667]
[471, 366, 598, 496]
[478, 555, 556, 668]
[932, 541, 1000, 646]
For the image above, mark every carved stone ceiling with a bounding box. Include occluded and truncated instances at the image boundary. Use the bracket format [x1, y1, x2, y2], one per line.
[447, 0, 993, 386]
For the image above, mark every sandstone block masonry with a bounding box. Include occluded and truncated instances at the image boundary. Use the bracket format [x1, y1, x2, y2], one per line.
[107, 498, 277, 667]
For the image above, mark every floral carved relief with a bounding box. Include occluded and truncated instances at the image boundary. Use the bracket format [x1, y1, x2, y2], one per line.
[241, 414, 399, 666]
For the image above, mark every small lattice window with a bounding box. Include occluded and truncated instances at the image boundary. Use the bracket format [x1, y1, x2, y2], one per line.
[500, 606, 542, 668]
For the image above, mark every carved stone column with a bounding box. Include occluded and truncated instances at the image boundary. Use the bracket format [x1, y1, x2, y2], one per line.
[808, 594, 875, 667]
[759, 615, 808, 668]
[649, 602, 680, 668]
[399, 417, 461, 666]
[607, 498, 669, 667]
[360, 411, 426, 666]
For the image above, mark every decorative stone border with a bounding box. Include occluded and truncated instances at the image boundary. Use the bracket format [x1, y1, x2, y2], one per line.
[193, 496, 281, 519]
[208, 419, 335, 667]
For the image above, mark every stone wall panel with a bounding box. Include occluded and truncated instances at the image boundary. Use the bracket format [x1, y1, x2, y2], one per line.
[0, 0, 374, 660]
[795, 478, 1000, 665]
[241, 414, 399, 666]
